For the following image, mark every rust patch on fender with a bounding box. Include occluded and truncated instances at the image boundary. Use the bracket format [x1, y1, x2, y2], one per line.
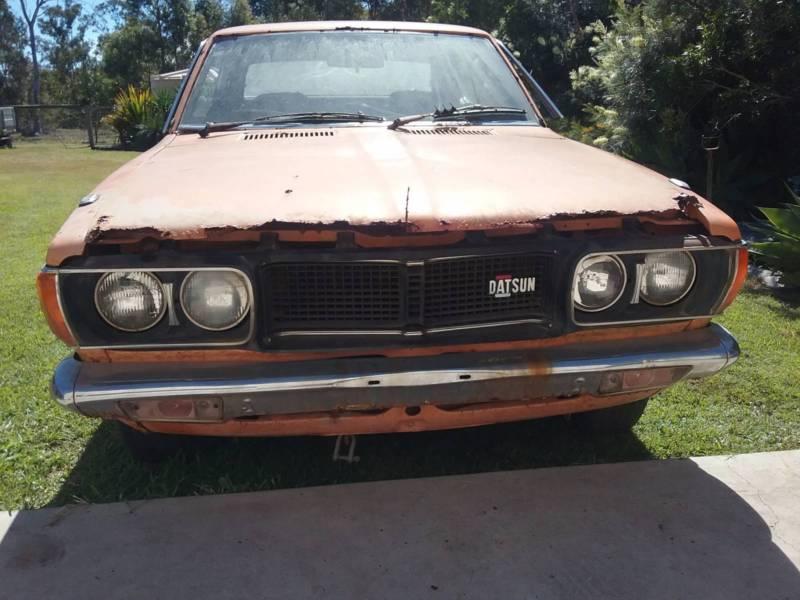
[676, 193, 740, 241]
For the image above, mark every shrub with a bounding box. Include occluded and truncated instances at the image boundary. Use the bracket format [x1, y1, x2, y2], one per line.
[103, 85, 173, 149]
[570, 0, 800, 219]
[750, 183, 800, 288]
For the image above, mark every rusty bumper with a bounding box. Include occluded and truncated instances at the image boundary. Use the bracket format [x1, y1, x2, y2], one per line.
[52, 324, 739, 436]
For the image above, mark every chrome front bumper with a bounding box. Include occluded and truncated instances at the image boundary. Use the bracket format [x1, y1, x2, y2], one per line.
[52, 324, 739, 421]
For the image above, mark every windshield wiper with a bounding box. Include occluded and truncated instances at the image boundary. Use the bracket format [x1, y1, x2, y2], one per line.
[388, 104, 527, 130]
[185, 112, 386, 137]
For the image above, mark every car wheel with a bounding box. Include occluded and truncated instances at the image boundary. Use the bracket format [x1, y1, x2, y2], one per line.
[573, 398, 650, 433]
[118, 422, 181, 463]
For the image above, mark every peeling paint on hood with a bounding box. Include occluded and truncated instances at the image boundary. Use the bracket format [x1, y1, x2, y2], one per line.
[46, 125, 739, 264]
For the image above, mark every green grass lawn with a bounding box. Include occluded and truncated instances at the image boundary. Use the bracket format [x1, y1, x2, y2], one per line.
[1, 140, 798, 511]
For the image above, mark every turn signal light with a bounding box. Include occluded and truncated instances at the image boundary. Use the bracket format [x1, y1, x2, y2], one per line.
[598, 366, 690, 395]
[120, 397, 223, 422]
[36, 270, 77, 346]
[718, 247, 749, 311]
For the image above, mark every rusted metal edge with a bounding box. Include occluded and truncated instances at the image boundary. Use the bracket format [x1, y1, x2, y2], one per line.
[124, 390, 656, 437]
[81, 210, 696, 248]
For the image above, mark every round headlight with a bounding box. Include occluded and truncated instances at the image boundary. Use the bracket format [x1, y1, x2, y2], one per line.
[180, 270, 250, 331]
[95, 272, 166, 332]
[573, 255, 626, 312]
[639, 251, 696, 306]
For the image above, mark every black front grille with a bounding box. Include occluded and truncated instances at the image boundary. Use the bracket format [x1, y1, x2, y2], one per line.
[424, 254, 549, 327]
[267, 262, 403, 327]
[263, 253, 553, 333]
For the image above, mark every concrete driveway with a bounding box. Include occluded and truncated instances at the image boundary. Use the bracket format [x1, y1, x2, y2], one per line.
[2, 450, 799, 599]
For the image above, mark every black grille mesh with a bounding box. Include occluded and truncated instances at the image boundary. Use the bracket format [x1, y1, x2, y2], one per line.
[424, 254, 549, 326]
[267, 263, 403, 326]
[264, 253, 551, 332]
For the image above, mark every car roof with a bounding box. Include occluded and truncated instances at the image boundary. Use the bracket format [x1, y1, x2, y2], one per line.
[212, 21, 492, 39]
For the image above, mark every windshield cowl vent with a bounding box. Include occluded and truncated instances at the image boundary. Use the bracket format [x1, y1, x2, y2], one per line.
[243, 130, 336, 141]
[404, 127, 493, 136]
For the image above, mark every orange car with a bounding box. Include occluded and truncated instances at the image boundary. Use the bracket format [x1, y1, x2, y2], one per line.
[39, 21, 745, 460]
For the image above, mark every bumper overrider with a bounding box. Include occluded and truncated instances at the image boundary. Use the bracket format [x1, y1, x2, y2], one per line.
[51, 324, 740, 436]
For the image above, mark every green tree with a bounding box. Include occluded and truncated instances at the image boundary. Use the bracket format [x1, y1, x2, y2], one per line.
[190, 0, 224, 46]
[101, 19, 162, 87]
[499, 0, 612, 109]
[106, 0, 193, 70]
[318, 0, 365, 19]
[428, 0, 506, 31]
[227, 0, 254, 26]
[40, 0, 91, 103]
[365, 0, 431, 20]
[19, 0, 53, 109]
[570, 0, 800, 217]
[101, 0, 195, 91]
[249, 0, 364, 21]
[0, 0, 28, 104]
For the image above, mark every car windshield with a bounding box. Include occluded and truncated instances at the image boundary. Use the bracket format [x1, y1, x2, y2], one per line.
[180, 30, 536, 128]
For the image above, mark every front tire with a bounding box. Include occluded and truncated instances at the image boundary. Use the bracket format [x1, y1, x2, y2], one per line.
[573, 398, 650, 433]
[118, 422, 181, 463]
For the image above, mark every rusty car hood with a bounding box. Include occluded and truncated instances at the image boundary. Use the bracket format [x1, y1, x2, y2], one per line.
[47, 125, 738, 264]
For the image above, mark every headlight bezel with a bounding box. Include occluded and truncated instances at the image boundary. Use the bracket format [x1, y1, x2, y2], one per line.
[571, 244, 741, 327]
[94, 271, 168, 333]
[179, 269, 252, 332]
[59, 266, 255, 348]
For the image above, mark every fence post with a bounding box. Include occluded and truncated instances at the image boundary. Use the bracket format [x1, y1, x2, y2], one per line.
[701, 132, 720, 202]
[86, 106, 95, 149]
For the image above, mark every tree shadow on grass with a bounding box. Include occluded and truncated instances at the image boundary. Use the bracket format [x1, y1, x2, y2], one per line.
[743, 284, 800, 320]
[49, 415, 654, 507]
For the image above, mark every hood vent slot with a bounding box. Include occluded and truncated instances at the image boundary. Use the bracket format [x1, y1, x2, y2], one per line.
[405, 127, 493, 136]
[243, 130, 336, 141]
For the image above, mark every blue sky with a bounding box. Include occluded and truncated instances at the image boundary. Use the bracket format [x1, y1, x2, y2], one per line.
[11, 0, 104, 16]
[11, 0, 103, 19]
[11, 0, 106, 46]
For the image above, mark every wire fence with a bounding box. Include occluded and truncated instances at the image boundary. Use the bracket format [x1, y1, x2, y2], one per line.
[7, 105, 118, 149]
